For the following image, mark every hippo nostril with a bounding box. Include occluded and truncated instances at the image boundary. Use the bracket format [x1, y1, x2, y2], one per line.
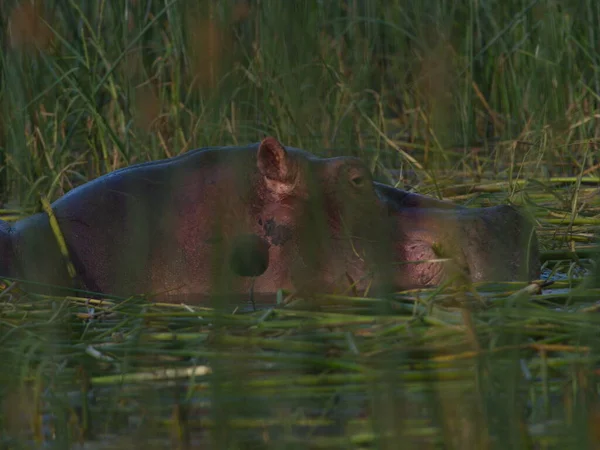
[229, 234, 270, 278]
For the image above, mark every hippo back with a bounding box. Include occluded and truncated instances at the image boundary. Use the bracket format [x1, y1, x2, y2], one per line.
[374, 182, 464, 211]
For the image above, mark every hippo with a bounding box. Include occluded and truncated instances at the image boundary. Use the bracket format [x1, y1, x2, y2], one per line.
[0, 137, 540, 302]
[0, 137, 392, 301]
[375, 183, 540, 288]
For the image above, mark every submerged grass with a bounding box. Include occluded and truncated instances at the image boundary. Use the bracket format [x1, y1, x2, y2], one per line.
[2, 283, 600, 448]
[0, 0, 600, 448]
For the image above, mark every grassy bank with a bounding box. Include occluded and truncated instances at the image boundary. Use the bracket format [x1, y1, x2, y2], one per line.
[1, 0, 599, 448]
[1, 0, 599, 205]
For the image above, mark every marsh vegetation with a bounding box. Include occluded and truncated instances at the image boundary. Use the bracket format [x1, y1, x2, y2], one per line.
[0, 0, 599, 448]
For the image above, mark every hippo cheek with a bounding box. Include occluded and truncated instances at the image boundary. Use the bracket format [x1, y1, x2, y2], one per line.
[251, 212, 308, 292]
[252, 245, 295, 292]
[340, 258, 378, 295]
[287, 251, 335, 294]
[329, 237, 389, 294]
[395, 239, 447, 289]
[284, 240, 367, 295]
[260, 235, 335, 294]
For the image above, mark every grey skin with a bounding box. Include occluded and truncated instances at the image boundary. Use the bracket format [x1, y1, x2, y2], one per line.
[375, 182, 540, 288]
[0, 138, 539, 301]
[0, 137, 392, 301]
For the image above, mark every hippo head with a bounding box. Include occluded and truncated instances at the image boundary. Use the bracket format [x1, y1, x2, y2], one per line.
[17, 135, 393, 300]
[384, 205, 540, 289]
[243, 137, 392, 296]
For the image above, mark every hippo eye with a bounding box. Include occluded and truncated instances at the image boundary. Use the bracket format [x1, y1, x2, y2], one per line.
[351, 175, 365, 187]
[346, 164, 370, 190]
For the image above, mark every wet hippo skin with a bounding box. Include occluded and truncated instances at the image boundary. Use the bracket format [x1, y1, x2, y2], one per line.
[0, 137, 392, 300]
[0, 138, 540, 301]
[375, 182, 540, 288]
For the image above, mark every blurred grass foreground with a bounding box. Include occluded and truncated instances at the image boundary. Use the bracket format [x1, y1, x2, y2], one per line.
[1, 0, 600, 448]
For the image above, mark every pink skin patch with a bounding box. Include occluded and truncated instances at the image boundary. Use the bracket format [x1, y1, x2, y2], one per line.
[395, 234, 446, 288]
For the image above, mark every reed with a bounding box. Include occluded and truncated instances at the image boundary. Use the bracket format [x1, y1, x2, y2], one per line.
[1, 0, 599, 448]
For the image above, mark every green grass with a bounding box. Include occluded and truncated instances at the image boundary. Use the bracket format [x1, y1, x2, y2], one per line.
[0, 0, 600, 448]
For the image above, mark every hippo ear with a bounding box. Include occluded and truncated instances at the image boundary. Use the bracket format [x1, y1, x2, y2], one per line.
[257, 137, 295, 183]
